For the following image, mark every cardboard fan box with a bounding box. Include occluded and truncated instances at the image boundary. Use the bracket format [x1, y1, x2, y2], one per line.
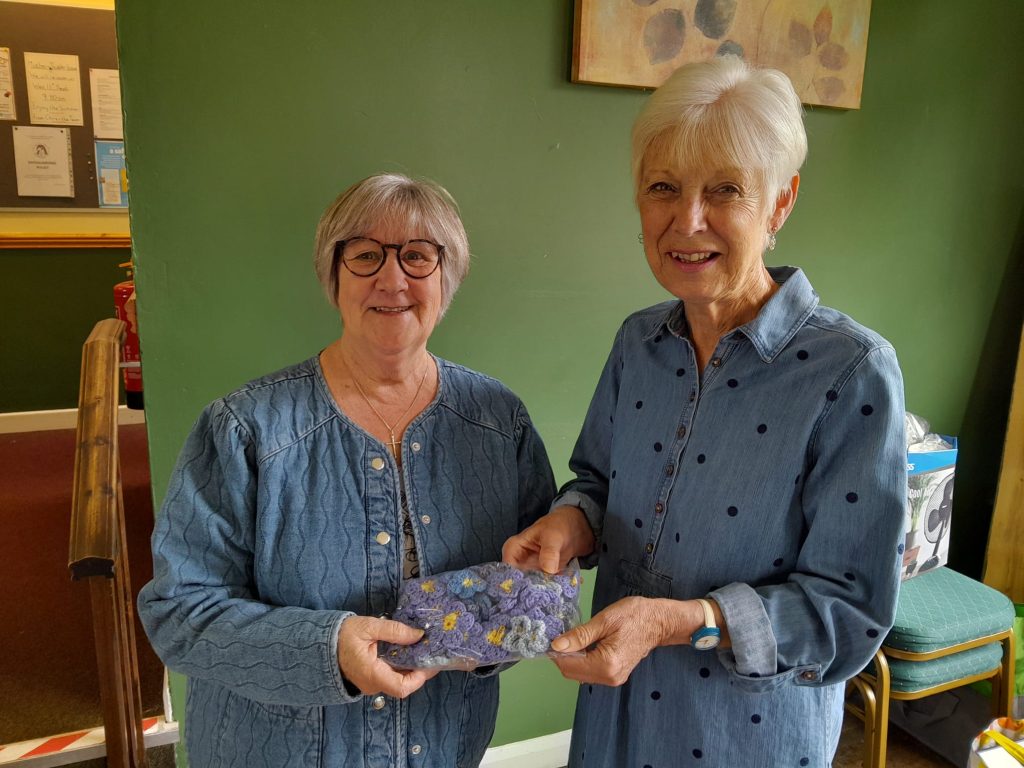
[902, 437, 957, 580]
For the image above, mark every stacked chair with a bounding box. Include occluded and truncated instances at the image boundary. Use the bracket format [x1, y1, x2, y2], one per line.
[845, 566, 1016, 768]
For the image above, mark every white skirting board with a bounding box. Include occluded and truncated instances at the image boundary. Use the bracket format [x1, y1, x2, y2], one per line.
[0, 406, 144, 434]
[480, 729, 571, 768]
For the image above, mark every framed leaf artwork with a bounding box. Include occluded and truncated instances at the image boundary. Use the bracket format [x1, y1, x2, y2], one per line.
[572, 0, 872, 109]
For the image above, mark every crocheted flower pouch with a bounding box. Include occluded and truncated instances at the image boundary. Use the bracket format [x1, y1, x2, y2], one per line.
[379, 560, 583, 670]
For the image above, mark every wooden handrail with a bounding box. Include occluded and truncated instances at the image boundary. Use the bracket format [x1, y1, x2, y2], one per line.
[67, 317, 149, 768]
[69, 318, 125, 579]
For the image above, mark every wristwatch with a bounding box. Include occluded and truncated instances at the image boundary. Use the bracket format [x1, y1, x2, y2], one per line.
[690, 598, 722, 651]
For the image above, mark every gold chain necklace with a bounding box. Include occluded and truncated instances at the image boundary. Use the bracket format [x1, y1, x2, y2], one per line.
[349, 361, 430, 458]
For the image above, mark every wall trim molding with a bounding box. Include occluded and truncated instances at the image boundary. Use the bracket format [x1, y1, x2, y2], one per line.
[0, 406, 144, 434]
[480, 729, 571, 768]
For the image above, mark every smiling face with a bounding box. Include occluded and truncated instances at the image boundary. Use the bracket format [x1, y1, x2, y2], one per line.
[336, 222, 444, 358]
[638, 151, 797, 318]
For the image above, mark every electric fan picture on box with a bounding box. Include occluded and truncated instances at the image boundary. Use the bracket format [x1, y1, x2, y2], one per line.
[902, 413, 958, 581]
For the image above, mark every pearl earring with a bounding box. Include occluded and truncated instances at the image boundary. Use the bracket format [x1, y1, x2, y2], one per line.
[638, 233, 644, 244]
[767, 231, 777, 251]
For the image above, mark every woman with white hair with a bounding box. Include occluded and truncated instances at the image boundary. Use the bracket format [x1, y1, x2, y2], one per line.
[505, 56, 907, 765]
[139, 173, 555, 767]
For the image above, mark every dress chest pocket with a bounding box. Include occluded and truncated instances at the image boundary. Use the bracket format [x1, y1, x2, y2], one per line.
[615, 559, 674, 599]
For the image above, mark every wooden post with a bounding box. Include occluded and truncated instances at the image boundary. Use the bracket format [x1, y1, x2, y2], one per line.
[983, 321, 1024, 603]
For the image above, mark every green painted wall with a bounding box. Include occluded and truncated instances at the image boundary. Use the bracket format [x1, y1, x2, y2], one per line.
[115, 0, 1024, 756]
[0, 248, 131, 412]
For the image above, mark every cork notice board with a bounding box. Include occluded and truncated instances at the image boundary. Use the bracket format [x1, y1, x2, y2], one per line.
[0, 1, 119, 211]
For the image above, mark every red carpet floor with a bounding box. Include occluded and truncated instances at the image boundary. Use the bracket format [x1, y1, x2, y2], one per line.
[0, 423, 165, 744]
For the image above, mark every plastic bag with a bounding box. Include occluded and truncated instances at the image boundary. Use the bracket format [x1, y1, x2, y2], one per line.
[968, 717, 1024, 767]
[379, 560, 583, 670]
[906, 411, 953, 452]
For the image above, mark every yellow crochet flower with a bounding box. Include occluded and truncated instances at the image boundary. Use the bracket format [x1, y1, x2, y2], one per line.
[442, 611, 460, 631]
[500, 578, 515, 593]
[420, 580, 436, 594]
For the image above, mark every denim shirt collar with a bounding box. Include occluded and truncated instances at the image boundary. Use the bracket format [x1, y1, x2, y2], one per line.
[643, 266, 819, 363]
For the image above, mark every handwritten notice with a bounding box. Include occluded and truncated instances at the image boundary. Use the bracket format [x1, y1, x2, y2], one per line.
[0, 47, 15, 120]
[89, 68, 122, 139]
[25, 51, 83, 126]
[13, 125, 75, 197]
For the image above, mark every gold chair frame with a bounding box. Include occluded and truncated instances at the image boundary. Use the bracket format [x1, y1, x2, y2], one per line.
[844, 628, 1016, 768]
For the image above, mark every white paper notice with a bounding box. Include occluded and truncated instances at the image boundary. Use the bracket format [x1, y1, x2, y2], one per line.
[13, 125, 75, 197]
[89, 68, 122, 139]
[0, 47, 16, 121]
[25, 52, 84, 126]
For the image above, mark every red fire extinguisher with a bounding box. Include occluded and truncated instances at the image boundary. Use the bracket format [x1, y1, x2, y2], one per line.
[113, 261, 144, 410]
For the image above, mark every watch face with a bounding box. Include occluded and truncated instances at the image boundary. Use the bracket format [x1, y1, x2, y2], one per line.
[691, 627, 721, 650]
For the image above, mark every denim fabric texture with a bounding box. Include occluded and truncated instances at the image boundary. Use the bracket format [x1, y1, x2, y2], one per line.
[137, 355, 555, 768]
[559, 267, 907, 767]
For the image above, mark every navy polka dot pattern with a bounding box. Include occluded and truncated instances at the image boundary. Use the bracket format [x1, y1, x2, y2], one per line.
[650, 690, 661, 700]
[636, 401, 643, 409]
[861, 404, 874, 415]
[846, 492, 859, 503]
[897, 543, 905, 554]
[800, 759, 809, 766]
[693, 749, 703, 758]
[553, 267, 908, 767]
[867, 629, 879, 638]
[611, 470, 617, 478]
[844, 572, 856, 581]
[654, 442, 663, 452]
[634, 518, 643, 528]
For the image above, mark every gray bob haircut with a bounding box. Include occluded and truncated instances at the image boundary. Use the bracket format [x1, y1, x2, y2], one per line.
[632, 56, 807, 200]
[313, 173, 471, 314]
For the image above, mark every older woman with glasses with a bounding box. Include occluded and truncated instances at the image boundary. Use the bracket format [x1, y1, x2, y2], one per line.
[139, 173, 555, 768]
[504, 56, 907, 766]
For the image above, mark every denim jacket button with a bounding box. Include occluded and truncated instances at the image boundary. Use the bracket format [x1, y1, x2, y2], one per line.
[711, 358, 722, 367]
[410, 744, 422, 755]
[371, 695, 386, 710]
[375, 531, 391, 545]
[370, 457, 385, 471]
[421, 514, 431, 525]
[411, 442, 422, 452]
[800, 670, 816, 681]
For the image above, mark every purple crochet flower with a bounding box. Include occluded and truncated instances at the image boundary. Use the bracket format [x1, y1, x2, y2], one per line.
[553, 572, 581, 599]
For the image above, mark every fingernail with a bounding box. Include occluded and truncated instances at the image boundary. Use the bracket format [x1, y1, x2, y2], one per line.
[552, 637, 569, 652]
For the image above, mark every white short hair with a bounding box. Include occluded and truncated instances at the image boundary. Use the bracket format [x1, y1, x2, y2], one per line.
[313, 173, 470, 315]
[632, 56, 807, 199]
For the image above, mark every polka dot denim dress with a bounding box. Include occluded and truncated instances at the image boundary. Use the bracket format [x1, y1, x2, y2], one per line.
[558, 267, 907, 767]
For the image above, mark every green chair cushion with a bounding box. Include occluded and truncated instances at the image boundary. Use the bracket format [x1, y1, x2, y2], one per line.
[885, 567, 1014, 652]
[883, 641, 1004, 693]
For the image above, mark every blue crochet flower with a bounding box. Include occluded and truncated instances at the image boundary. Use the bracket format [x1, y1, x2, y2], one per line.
[447, 569, 487, 599]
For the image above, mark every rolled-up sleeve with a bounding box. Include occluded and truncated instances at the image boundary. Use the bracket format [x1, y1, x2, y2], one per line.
[711, 345, 906, 690]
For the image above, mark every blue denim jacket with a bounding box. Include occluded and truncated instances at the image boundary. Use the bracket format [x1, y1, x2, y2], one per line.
[559, 267, 907, 767]
[137, 355, 555, 768]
